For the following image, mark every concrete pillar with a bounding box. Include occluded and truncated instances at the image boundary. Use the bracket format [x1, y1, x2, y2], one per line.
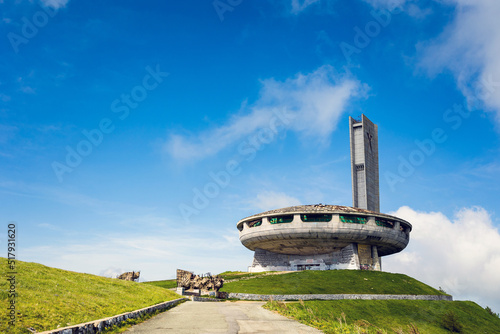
[372, 245, 381, 271]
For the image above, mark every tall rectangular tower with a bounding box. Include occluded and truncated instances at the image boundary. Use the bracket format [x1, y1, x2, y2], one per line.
[349, 114, 380, 212]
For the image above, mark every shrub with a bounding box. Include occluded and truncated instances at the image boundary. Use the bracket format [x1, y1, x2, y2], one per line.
[485, 306, 499, 318]
[441, 311, 463, 333]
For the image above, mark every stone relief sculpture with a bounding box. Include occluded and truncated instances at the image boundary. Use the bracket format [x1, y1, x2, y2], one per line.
[117, 271, 140, 282]
[176, 269, 224, 292]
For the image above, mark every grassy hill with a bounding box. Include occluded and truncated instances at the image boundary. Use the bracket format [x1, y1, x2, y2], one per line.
[142, 278, 177, 289]
[219, 270, 500, 333]
[4, 260, 499, 334]
[218, 270, 276, 281]
[220, 270, 447, 295]
[0, 258, 180, 334]
[265, 299, 500, 334]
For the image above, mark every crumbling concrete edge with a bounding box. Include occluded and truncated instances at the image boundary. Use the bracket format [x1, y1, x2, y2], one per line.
[37, 297, 188, 334]
[228, 293, 453, 301]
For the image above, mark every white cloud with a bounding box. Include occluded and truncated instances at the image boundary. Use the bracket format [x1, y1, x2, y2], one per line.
[165, 65, 365, 161]
[251, 190, 301, 211]
[360, 0, 500, 123]
[99, 267, 125, 279]
[384, 206, 500, 312]
[40, 0, 69, 9]
[415, 0, 500, 124]
[290, 0, 321, 14]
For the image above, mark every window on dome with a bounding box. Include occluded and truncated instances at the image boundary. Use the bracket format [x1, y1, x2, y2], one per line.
[300, 214, 332, 222]
[375, 218, 393, 228]
[339, 215, 367, 224]
[268, 215, 294, 224]
[248, 219, 262, 228]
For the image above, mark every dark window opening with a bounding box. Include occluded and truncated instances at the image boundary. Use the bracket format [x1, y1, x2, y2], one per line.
[269, 215, 294, 224]
[248, 219, 262, 228]
[297, 264, 320, 270]
[340, 215, 367, 224]
[300, 214, 332, 222]
[376, 218, 394, 228]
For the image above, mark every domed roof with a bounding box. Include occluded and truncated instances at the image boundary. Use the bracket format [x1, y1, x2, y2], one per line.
[240, 204, 401, 222]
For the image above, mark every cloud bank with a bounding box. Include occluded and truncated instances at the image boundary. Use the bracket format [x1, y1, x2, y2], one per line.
[384, 206, 500, 311]
[165, 65, 365, 161]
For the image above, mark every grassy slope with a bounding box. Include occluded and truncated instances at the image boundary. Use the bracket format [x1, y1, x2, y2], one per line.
[142, 279, 177, 289]
[218, 271, 274, 281]
[221, 270, 446, 295]
[265, 299, 500, 334]
[0, 258, 180, 334]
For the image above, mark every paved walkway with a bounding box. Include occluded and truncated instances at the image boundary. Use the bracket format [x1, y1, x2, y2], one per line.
[125, 300, 323, 333]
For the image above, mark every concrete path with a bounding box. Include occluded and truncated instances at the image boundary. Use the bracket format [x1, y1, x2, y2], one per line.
[125, 300, 323, 333]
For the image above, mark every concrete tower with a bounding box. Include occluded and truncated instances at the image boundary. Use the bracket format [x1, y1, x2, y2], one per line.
[237, 114, 411, 273]
[349, 114, 380, 212]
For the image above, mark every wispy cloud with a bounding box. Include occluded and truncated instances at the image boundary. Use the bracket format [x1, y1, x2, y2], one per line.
[385, 206, 500, 312]
[290, 0, 321, 14]
[164, 65, 366, 161]
[362, 0, 500, 124]
[416, 1, 500, 124]
[40, 0, 69, 9]
[22, 228, 248, 281]
[251, 190, 301, 211]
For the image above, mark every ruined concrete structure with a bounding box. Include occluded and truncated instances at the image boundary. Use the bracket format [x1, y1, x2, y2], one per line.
[237, 115, 412, 272]
[117, 271, 140, 281]
[176, 269, 224, 292]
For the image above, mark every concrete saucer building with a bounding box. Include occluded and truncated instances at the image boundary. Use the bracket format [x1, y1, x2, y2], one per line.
[237, 115, 412, 272]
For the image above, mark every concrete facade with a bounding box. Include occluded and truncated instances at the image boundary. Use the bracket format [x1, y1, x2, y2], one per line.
[248, 244, 359, 272]
[350, 115, 380, 212]
[238, 204, 411, 272]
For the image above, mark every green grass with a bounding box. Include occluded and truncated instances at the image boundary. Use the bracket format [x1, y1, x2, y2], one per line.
[142, 279, 177, 289]
[218, 271, 275, 281]
[0, 258, 180, 334]
[264, 299, 500, 334]
[221, 270, 446, 295]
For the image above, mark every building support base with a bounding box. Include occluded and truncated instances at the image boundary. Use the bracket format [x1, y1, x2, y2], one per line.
[248, 243, 382, 272]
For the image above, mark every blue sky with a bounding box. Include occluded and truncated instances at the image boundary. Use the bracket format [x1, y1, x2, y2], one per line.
[1, 0, 500, 311]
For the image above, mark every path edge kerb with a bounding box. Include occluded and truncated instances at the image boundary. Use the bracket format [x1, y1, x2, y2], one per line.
[37, 297, 188, 334]
[228, 293, 453, 301]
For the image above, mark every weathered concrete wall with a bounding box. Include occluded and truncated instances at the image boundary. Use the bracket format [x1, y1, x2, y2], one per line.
[240, 211, 410, 258]
[37, 298, 188, 334]
[249, 244, 360, 272]
[228, 293, 453, 301]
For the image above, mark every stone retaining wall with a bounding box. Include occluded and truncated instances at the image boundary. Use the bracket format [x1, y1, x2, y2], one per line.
[228, 293, 453, 301]
[37, 298, 188, 334]
[191, 296, 225, 302]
